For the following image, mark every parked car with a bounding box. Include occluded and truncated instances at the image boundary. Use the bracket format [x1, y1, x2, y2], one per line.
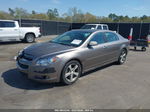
[0, 20, 41, 43]
[17, 30, 129, 85]
[81, 24, 109, 30]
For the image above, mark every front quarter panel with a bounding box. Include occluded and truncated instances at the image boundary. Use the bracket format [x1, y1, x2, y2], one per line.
[55, 47, 86, 80]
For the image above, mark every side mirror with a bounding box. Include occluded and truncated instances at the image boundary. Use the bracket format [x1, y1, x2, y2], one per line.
[88, 41, 98, 46]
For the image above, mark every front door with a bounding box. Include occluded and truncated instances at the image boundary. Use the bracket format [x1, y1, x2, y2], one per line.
[82, 32, 108, 70]
[0, 21, 19, 41]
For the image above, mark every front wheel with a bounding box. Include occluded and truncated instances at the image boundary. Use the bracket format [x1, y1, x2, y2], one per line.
[61, 60, 82, 85]
[117, 49, 127, 65]
[25, 34, 35, 43]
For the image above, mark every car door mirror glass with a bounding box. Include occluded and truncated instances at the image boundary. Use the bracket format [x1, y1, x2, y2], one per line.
[88, 41, 98, 46]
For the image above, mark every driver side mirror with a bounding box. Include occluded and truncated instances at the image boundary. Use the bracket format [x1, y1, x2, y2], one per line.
[88, 41, 98, 46]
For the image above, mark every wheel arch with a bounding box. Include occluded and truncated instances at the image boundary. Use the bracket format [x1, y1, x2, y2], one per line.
[120, 43, 128, 54]
[64, 58, 83, 72]
[59, 58, 83, 84]
[25, 32, 36, 39]
[122, 47, 128, 54]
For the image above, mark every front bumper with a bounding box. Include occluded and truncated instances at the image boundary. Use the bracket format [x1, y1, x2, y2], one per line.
[17, 58, 60, 83]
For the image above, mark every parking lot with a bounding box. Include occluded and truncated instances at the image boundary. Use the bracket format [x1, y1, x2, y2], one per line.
[0, 35, 150, 109]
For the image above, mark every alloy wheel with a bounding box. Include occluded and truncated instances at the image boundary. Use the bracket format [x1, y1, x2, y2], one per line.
[65, 64, 80, 83]
[120, 50, 127, 64]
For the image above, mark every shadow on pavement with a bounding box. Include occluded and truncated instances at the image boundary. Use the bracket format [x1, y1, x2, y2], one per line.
[2, 63, 116, 90]
[82, 63, 114, 77]
[129, 49, 146, 52]
[1, 68, 63, 90]
[0, 41, 22, 45]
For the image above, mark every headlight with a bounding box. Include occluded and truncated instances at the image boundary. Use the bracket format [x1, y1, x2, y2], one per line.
[36, 57, 59, 66]
[18, 46, 30, 56]
[18, 50, 23, 56]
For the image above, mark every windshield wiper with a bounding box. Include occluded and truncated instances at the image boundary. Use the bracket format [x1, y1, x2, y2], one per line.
[58, 42, 72, 46]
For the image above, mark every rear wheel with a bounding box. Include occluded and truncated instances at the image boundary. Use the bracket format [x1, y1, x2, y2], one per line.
[117, 49, 127, 65]
[25, 34, 35, 43]
[141, 47, 146, 51]
[61, 60, 82, 85]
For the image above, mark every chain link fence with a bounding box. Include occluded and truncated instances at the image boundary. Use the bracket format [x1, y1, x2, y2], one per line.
[17, 19, 150, 40]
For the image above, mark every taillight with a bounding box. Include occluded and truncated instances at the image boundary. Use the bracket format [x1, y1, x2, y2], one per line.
[39, 27, 41, 33]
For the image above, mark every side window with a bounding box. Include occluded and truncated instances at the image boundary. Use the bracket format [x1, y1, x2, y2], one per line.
[90, 33, 105, 44]
[0, 22, 15, 28]
[0, 21, 4, 28]
[97, 25, 102, 30]
[105, 32, 119, 42]
[103, 26, 108, 30]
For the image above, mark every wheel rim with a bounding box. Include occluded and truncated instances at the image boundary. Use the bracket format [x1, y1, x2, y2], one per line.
[65, 64, 80, 83]
[120, 50, 127, 63]
[27, 35, 34, 42]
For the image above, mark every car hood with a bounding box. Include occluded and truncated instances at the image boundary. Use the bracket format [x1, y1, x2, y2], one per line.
[24, 42, 75, 58]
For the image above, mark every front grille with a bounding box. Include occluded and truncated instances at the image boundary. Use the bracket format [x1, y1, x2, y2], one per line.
[22, 53, 34, 61]
[18, 62, 29, 69]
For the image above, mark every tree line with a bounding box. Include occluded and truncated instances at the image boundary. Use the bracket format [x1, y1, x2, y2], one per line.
[0, 7, 150, 23]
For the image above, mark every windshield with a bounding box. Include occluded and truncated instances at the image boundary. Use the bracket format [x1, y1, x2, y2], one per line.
[50, 31, 92, 47]
[81, 25, 96, 29]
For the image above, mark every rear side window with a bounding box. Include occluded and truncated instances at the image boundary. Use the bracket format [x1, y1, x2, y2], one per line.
[103, 26, 108, 30]
[97, 25, 102, 30]
[0, 21, 15, 28]
[105, 32, 119, 42]
[90, 32, 105, 44]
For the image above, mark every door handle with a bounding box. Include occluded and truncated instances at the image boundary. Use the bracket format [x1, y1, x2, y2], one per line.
[14, 29, 18, 31]
[0, 29, 3, 31]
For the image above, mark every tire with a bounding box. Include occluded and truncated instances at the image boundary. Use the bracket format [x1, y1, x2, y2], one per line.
[25, 34, 35, 43]
[61, 60, 82, 85]
[141, 47, 146, 51]
[117, 49, 127, 65]
[134, 46, 137, 51]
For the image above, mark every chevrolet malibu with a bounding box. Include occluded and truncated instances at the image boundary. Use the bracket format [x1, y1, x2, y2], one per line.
[17, 30, 129, 85]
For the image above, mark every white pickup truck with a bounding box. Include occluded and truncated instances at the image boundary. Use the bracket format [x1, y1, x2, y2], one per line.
[81, 24, 109, 30]
[0, 20, 41, 43]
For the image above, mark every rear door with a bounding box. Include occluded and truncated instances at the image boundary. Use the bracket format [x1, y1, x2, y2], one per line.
[103, 32, 121, 61]
[0, 21, 19, 41]
[0, 21, 5, 41]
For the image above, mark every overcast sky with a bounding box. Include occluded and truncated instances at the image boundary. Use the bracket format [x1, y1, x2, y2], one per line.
[0, 0, 150, 17]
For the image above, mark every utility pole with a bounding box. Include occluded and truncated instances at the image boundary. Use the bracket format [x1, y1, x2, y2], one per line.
[117, 20, 120, 33]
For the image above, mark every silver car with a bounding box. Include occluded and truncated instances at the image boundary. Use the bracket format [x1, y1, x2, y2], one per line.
[17, 30, 129, 85]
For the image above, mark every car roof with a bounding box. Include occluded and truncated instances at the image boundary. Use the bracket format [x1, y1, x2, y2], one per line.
[71, 29, 114, 33]
[84, 24, 108, 26]
[0, 20, 16, 22]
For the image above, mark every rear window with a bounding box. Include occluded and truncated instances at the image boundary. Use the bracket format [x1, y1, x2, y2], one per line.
[81, 25, 96, 29]
[0, 21, 15, 28]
